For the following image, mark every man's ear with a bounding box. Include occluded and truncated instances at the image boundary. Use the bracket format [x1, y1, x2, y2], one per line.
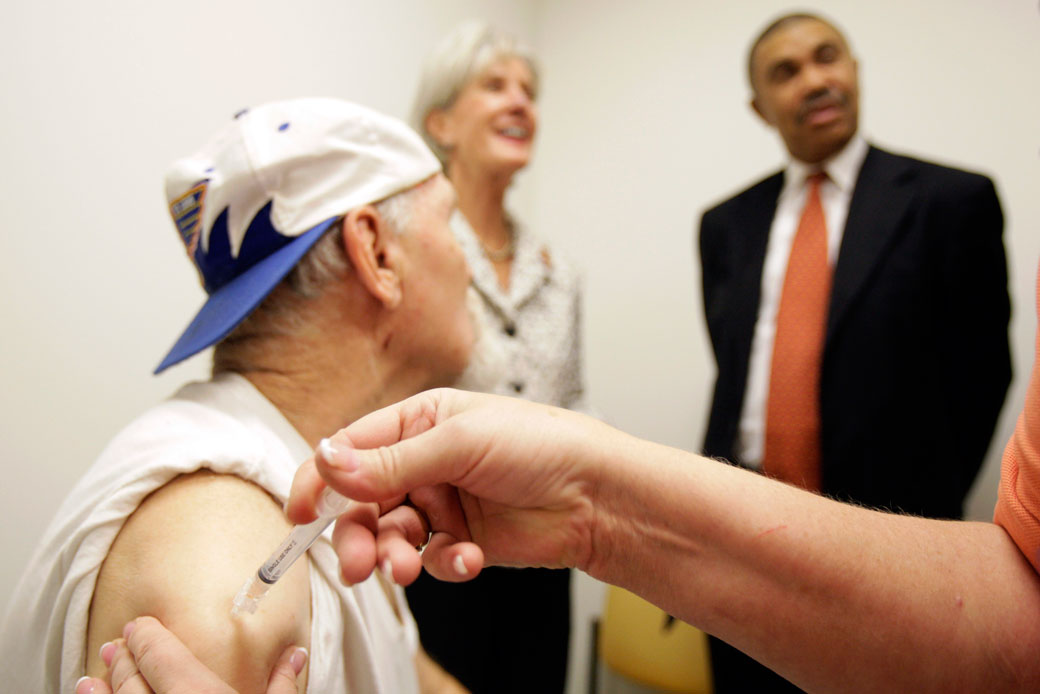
[750, 96, 772, 126]
[342, 206, 403, 309]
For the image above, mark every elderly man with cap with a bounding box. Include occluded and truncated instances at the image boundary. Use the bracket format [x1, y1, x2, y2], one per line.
[0, 98, 473, 693]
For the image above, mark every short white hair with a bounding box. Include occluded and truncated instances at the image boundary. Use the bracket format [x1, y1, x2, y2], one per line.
[286, 187, 416, 299]
[411, 20, 539, 165]
[211, 183, 422, 375]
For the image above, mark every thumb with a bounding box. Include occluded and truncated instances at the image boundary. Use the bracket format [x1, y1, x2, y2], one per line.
[317, 419, 477, 505]
[265, 646, 307, 694]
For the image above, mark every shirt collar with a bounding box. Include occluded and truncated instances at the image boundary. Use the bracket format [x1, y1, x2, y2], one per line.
[450, 210, 546, 314]
[784, 134, 869, 192]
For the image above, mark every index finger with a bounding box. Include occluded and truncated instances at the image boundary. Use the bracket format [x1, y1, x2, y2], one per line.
[286, 455, 328, 525]
[287, 388, 473, 522]
[339, 388, 455, 449]
[286, 451, 408, 525]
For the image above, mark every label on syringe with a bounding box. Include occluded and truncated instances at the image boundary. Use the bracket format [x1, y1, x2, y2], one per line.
[258, 537, 300, 583]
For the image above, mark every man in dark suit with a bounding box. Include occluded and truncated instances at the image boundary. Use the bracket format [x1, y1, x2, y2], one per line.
[698, 12, 1011, 692]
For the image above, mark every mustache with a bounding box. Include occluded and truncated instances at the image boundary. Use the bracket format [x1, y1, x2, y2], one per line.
[796, 87, 849, 124]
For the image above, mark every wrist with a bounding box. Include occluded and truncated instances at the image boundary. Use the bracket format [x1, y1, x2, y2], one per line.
[582, 432, 731, 615]
[580, 427, 677, 584]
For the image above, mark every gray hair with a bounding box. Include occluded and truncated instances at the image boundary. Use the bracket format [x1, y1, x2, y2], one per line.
[211, 184, 420, 375]
[411, 20, 539, 165]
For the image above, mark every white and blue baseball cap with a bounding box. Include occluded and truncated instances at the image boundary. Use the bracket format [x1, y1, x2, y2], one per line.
[156, 98, 441, 373]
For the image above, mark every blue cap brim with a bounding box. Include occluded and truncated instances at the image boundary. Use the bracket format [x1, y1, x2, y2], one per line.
[154, 217, 338, 373]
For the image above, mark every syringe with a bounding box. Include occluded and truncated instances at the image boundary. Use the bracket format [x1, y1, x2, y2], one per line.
[231, 485, 352, 616]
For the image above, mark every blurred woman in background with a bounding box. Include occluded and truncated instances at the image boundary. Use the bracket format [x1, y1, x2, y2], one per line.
[407, 20, 593, 693]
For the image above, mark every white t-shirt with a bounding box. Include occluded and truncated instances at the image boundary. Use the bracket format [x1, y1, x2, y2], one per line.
[0, 372, 420, 693]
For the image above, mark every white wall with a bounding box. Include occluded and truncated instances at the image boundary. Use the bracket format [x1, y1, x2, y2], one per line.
[2, 1, 1038, 693]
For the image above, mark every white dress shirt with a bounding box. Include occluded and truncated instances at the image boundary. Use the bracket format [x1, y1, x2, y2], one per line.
[736, 135, 869, 467]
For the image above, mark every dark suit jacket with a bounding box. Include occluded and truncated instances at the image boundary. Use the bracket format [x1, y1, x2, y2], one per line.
[699, 145, 1011, 519]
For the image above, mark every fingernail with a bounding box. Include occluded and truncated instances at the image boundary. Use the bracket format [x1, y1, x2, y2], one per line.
[122, 620, 136, 640]
[99, 641, 116, 667]
[290, 647, 308, 674]
[453, 555, 467, 576]
[382, 558, 395, 584]
[75, 676, 96, 694]
[319, 438, 358, 473]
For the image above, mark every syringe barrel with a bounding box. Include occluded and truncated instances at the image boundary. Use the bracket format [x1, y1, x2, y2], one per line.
[257, 515, 333, 584]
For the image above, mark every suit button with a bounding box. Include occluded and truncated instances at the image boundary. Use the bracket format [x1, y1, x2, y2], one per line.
[511, 382, 524, 393]
[503, 323, 517, 337]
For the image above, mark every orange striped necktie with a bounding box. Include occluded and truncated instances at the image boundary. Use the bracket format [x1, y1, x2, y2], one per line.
[763, 172, 830, 491]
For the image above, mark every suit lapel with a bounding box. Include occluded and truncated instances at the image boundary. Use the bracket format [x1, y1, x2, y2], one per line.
[827, 147, 916, 341]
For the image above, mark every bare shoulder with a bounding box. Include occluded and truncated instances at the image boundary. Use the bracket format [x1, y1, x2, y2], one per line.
[86, 470, 310, 692]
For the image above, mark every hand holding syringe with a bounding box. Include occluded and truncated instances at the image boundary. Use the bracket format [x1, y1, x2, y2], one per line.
[232, 480, 351, 617]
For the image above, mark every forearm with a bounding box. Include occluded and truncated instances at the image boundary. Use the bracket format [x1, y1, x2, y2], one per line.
[588, 438, 1040, 693]
[295, 389, 1040, 691]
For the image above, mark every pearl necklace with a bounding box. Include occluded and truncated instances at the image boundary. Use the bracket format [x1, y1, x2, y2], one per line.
[481, 233, 516, 262]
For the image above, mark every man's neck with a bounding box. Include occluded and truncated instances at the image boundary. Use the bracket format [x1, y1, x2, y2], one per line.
[242, 349, 374, 449]
[789, 132, 860, 168]
[786, 134, 868, 194]
[239, 303, 427, 449]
